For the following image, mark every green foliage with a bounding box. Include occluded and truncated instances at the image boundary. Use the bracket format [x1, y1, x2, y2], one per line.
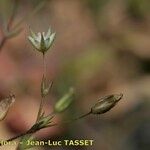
[85, 0, 109, 17]
[127, 0, 150, 19]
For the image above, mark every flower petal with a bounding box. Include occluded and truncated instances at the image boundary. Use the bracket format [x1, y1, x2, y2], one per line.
[45, 28, 51, 39]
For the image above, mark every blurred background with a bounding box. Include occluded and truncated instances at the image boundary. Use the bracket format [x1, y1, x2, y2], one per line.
[0, 0, 150, 150]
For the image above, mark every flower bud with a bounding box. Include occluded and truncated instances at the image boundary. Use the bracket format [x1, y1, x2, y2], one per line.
[0, 94, 15, 121]
[54, 88, 74, 113]
[91, 94, 123, 114]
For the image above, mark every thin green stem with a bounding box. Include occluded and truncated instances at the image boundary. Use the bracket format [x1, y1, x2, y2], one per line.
[36, 54, 46, 122]
[45, 111, 91, 128]
[43, 54, 46, 76]
[0, 37, 7, 51]
[0, 111, 91, 146]
[36, 97, 44, 122]
[6, 0, 19, 31]
[12, 0, 46, 31]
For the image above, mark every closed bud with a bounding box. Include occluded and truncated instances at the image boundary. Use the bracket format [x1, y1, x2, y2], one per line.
[54, 88, 74, 113]
[91, 94, 123, 114]
[0, 94, 15, 121]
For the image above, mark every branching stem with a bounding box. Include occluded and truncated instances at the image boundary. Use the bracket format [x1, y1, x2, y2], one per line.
[0, 111, 91, 146]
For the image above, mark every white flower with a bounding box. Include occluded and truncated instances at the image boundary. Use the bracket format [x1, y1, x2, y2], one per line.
[28, 28, 56, 54]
